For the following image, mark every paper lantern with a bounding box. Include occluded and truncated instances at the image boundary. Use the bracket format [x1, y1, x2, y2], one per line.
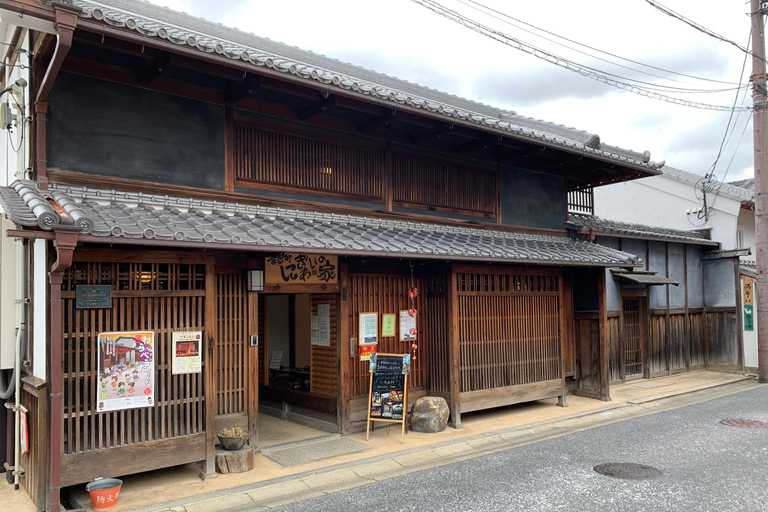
[409, 328, 417, 336]
[411, 344, 418, 350]
[408, 308, 417, 317]
[408, 287, 418, 299]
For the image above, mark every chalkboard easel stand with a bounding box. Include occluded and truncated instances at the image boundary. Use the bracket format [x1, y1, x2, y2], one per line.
[365, 353, 408, 444]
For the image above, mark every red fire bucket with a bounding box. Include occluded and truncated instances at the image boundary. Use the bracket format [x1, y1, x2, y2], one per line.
[85, 478, 123, 511]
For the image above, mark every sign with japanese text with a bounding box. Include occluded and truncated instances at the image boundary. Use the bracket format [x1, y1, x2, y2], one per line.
[97, 331, 155, 412]
[265, 253, 338, 285]
[743, 277, 754, 331]
[76, 285, 112, 308]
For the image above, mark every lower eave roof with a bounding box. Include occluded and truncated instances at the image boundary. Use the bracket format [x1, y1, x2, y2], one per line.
[0, 181, 640, 268]
[567, 213, 719, 247]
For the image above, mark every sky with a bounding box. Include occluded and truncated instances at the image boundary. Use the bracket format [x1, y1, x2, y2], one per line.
[151, 0, 757, 182]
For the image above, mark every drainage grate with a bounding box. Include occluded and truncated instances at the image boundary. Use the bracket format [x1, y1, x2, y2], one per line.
[720, 419, 768, 428]
[593, 462, 662, 480]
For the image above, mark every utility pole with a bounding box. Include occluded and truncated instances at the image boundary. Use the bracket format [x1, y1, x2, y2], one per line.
[751, 0, 768, 382]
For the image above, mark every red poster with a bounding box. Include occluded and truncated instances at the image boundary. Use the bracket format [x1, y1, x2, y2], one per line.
[360, 343, 377, 362]
[19, 406, 29, 456]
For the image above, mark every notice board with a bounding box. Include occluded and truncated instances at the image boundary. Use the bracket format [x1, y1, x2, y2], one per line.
[366, 353, 409, 443]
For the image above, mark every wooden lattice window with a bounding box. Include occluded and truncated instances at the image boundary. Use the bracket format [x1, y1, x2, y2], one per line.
[567, 181, 594, 214]
[234, 124, 384, 199]
[456, 273, 559, 294]
[393, 155, 497, 216]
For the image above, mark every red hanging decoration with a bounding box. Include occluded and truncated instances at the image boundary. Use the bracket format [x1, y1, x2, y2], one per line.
[408, 287, 418, 299]
[411, 343, 418, 350]
[408, 308, 417, 317]
[409, 327, 417, 336]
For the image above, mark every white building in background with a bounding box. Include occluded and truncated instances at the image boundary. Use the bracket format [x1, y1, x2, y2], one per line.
[594, 165, 758, 371]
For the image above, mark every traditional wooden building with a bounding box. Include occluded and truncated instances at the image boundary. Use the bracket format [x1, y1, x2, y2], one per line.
[568, 214, 744, 381]
[0, 1, 707, 511]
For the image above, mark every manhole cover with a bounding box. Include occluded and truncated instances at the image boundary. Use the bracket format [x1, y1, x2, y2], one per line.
[720, 419, 768, 428]
[593, 462, 662, 480]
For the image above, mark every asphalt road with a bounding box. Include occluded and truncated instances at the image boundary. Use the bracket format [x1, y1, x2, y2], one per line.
[270, 385, 768, 512]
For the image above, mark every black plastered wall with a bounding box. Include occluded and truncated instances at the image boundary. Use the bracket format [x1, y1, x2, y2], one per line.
[47, 72, 225, 190]
[500, 166, 564, 230]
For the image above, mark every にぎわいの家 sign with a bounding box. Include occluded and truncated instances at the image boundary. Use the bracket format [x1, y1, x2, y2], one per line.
[265, 253, 338, 285]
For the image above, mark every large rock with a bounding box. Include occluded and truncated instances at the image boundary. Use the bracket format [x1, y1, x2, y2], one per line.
[410, 397, 450, 433]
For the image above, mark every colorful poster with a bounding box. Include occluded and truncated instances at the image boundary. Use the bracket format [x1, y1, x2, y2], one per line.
[97, 331, 155, 412]
[265, 253, 338, 285]
[172, 331, 203, 375]
[360, 343, 377, 362]
[382, 314, 396, 337]
[744, 305, 754, 331]
[359, 312, 378, 345]
[399, 310, 417, 341]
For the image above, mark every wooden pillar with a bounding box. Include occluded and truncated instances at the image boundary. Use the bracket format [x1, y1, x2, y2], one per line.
[557, 275, 567, 407]
[200, 262, 217, 480]
[665, 243, 671, 376]
[447, 269, 461, 427]
[247, 291, 259, 449]
[735, 257, 745, 373]
[684, 246, 691, 370]
[224, 106, 235, 192]
[338, 262, 350, 433]
[597, 268, 610, 401]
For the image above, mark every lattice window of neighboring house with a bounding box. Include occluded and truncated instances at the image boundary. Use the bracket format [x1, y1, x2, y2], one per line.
[234, 124, 384, 199]
[392, 155, 497, 216]
[566, 181, 594, 215]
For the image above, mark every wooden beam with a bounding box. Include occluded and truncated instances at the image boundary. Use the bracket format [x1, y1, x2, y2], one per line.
[201, 263, 217, 480]
[137, 51, 171, 85]
[454, 134, 495, 156]
[338, 262, 350, 434]
[225, 73, 260, 104]
[356, 110, 395, 133]
[410, 122, 451, 144]
[248, 290, 259, 448]
[295, 93, 335, 120]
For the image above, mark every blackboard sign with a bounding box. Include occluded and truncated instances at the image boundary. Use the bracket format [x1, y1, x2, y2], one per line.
[366, 353, 408, 443]
[76, 285, 112, 308]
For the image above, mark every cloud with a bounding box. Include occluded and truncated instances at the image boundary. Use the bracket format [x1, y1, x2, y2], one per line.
[170, 0, 243, 21]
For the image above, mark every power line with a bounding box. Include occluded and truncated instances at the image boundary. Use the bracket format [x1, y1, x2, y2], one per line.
[462, 0, 744, 87]
[411, 0, 753, 111]
[644, 0, 765, 64]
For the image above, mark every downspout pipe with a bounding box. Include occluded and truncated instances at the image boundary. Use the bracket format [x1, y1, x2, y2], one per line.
[48, 226, 79, 512]
[34, 3, 80, 192]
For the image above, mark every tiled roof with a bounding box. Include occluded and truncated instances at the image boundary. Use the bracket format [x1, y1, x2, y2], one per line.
[42, 0, 664, 171]
[567, 213, 719, 246]
[0, 181, 640, 267]
[661, 166, 754, 206]
[728, 178, 754, 194]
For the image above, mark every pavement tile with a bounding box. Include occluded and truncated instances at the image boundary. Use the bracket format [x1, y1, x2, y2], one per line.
[257, 491, 325, 508]
[246, 480, 311, 503]
[302, 469, 366, 490]
[433, 443, 476, 458]
[466, 436, 504, 449]
[393, 450, 442, 467]
[184, 493, 254, 512]
[352, 459, 403, 478]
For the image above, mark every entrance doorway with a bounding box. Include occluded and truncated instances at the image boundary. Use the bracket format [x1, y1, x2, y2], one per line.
[260, 293, 339, 432]
[622, 298, 644, 378]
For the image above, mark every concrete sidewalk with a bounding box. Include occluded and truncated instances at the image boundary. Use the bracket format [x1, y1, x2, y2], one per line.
[2, 371, 760, 512]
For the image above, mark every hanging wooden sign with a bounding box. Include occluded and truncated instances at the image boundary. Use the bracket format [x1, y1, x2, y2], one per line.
[743, 277, 754, 331]
[366, 353, 409, 443]
[265, 253, 338, 285]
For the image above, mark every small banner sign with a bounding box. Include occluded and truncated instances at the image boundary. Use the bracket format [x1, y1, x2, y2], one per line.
[265, 253, 338, 285]
[743, 277, 754, 331]
[366, 353, 408, 443]
[76, 285, 112, 308]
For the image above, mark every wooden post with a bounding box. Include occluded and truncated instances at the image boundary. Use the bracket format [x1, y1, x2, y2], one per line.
[247, 291, 259, 450]
[447, 268, 461, 427]
[557, 275, 568, 407]
[338, 263, 350, 433]
[597, 268, 610, 401]
[734, 257, 745, 373]
[684, 246, 691, 371]
[384, 141, 393, 211]
[201, 262, 217, 480]
[665, 243, 672, 376]
[224, 106, 235, 192]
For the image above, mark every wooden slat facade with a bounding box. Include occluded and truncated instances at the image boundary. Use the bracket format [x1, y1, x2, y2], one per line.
[59, 257, 210, 486]
[310, 294, 338, 398]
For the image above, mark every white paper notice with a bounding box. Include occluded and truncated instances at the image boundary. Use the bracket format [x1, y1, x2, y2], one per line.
[318, 304, 331, 347]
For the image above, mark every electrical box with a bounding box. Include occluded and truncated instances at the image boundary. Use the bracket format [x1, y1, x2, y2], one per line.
[0, 216, 19, 370]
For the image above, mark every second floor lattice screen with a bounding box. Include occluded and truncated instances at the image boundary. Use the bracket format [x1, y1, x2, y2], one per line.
[566, 181, 594, 215]
[234, 124, 384, 199]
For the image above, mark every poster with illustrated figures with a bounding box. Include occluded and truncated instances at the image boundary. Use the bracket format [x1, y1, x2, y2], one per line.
[97, 331, 155, 412]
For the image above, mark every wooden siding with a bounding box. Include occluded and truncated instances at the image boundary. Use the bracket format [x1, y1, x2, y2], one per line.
[573, 313, 602, 394]
[234, 124, 384, 199]
[60, 260, 208, 485]
[310, 294, 338, 398]
[19, 381, 47, 508]
[706, 309, 739, 366]
[455, 271, 561, 393]
[215, 272, 247, 417]
[347, 274, 426, 398]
